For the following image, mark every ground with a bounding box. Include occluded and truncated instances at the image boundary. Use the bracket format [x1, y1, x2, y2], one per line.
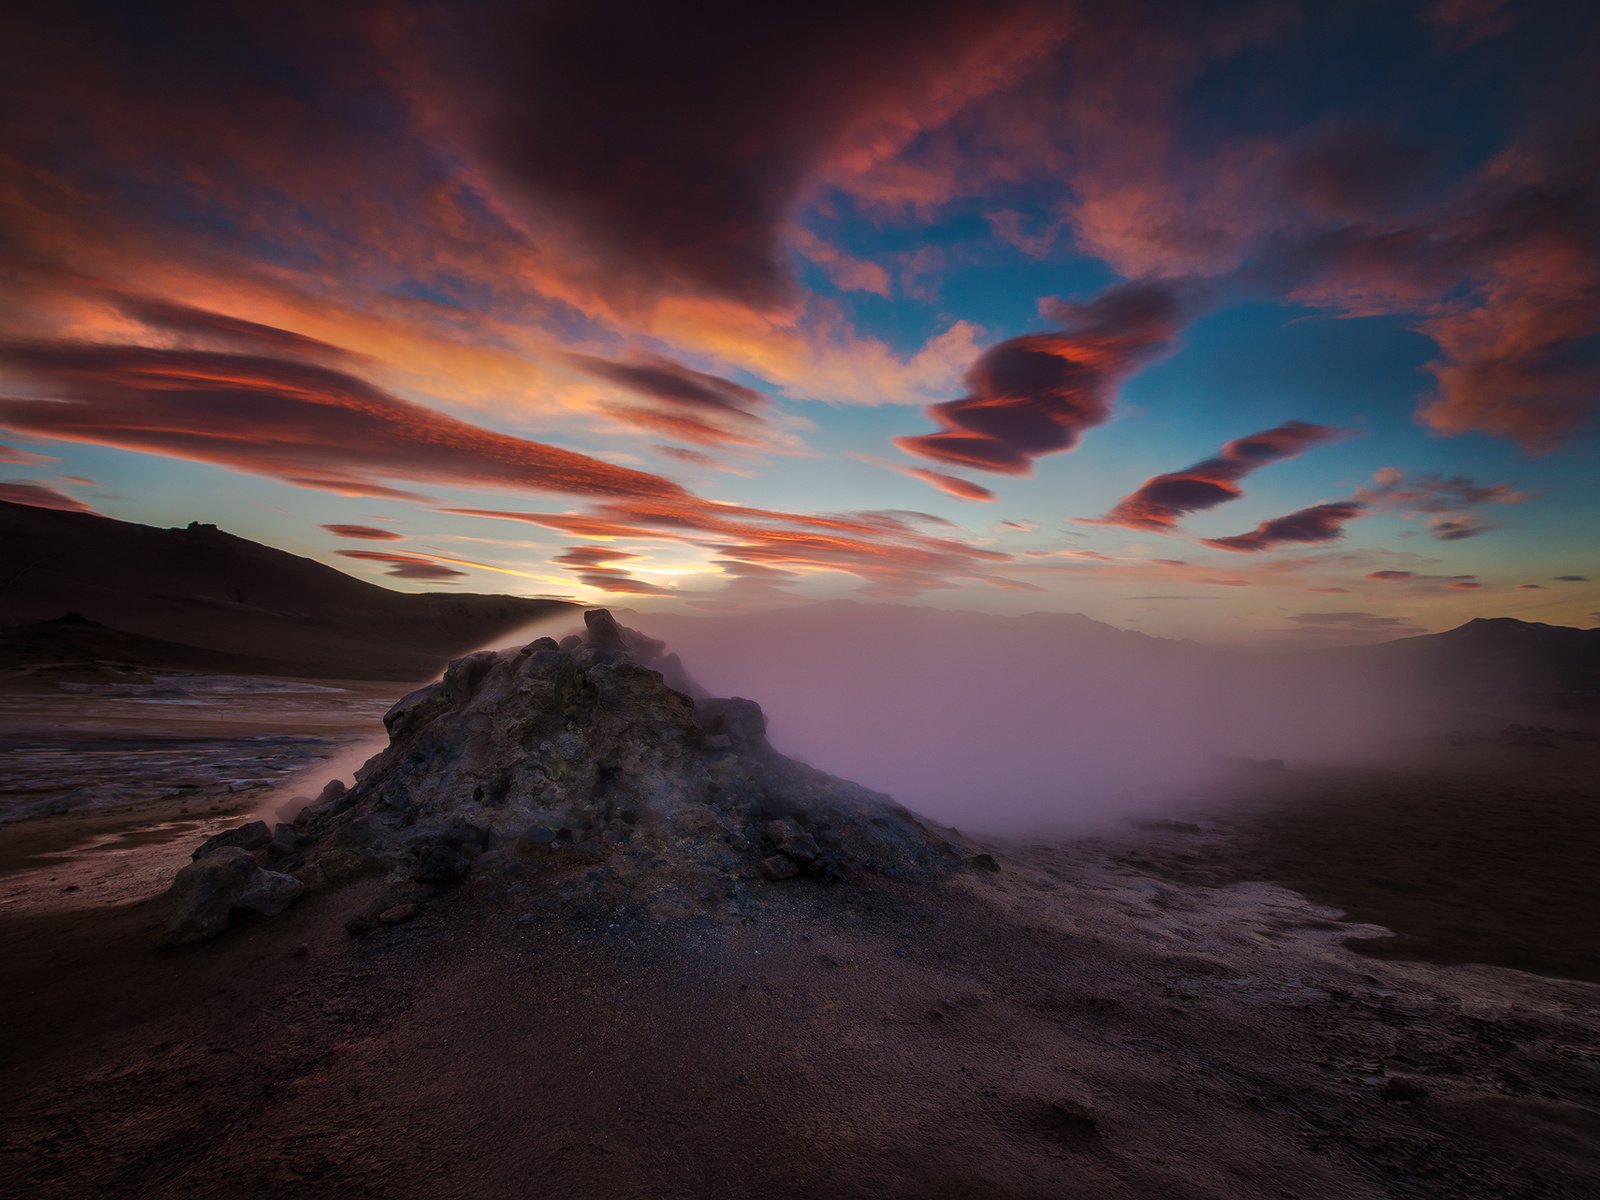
[0, 688, 1597, 1199]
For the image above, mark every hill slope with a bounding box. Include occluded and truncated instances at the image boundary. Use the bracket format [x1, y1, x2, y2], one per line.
[1361, 617, 1600, 703]
[0, 501, 572, 680]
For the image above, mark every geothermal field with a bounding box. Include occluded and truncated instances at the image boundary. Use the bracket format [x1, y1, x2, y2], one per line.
[2, 577, 1598, 1198]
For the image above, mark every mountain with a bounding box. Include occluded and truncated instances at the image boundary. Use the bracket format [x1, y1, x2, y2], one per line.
[0, 501, 573, 680]
[1363, 617, 1600, 703]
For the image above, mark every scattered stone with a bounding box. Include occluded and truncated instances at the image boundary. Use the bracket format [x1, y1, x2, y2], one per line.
[377, 903, 418, 925]
[759, 855, 799, 881]
[414, 843, 471, 884]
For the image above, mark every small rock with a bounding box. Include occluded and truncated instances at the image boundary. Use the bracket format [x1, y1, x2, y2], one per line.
[414, 843, 471, 883]
[968, 852, 1001, 873]
[377, 903, 418, 925]
[758, 855, 799, 881]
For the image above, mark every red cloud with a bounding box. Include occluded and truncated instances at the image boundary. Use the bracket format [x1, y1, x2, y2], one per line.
[440, 491, 1026, 598]
[554, 545, 640, 568]
[895, 280, 1192, 476]
[1091, 420, 1344, 532]
[0, 480, 96, 514]
[570, 354, 765, 416]
[903, 467, 995, 502]
[1366, 569, 1414, 580]
[336, 549, 465, 580]
[0, 340, 688, 503]
[322, 524, 403, 541]
[410, 1, 1053, 307]
[1202, 500, 1366, 553]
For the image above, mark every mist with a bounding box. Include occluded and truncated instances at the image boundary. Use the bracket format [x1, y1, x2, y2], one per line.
[592, 603, 1424, 836]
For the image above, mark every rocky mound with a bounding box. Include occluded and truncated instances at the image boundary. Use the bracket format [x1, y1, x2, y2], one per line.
[163, 610, 970, 945]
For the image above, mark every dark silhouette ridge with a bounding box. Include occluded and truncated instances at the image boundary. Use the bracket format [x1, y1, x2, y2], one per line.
[0, 500, 573, 680]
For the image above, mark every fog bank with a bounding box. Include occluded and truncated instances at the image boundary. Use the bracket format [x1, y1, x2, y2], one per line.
[602, 604, 1424, 835]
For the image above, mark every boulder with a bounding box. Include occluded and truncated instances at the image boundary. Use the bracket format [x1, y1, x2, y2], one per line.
[191, 820, 271, 861]
[237, 868, 304, 916]
[163, 848, 272, 946]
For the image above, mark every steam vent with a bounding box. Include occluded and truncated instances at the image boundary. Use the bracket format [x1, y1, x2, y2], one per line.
[163, 610, 969, 945]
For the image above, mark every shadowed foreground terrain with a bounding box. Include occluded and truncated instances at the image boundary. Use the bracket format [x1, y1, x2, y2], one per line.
[1, 639, 1598, 1197]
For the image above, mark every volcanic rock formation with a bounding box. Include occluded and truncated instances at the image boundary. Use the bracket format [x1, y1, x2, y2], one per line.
[163, 610, 968, 944]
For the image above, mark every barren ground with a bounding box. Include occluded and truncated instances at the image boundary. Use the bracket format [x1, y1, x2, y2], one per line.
[1, 687, 1597, 1200]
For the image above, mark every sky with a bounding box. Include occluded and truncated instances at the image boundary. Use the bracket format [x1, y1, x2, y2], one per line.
[0, 0, 1596, 642]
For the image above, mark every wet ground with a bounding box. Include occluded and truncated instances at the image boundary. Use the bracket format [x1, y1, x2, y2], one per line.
[0, 673, 395, 823]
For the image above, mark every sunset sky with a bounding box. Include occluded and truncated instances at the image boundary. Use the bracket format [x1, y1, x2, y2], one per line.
[1, 0, 1596, 641]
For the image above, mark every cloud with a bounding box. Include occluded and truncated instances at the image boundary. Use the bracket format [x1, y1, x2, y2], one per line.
[1281, 123, 1436, 220]
[1283, 124, 1600, 451]
[650, 445, 750, 476]
[1447, 580, 1482, 590]
[569, 354, 766, 416]
[1366, 570, 1414, 581]
[567, 566, 676, 596]
[1555, 575, 1590, 582]
[0, 444, 57, 465]
[114, 294, 359, 364]
[1202, 500, 1366, 553]
[1518, 583, 1543, 589]
[553, 545, 640, 568]
[1427, 516, 1499, 540]
[895, 279, 1194, 475]
[1426, 0, 1518, 48]
[336, 549, 465, 580]
[1286, 611, 1429, 639]
[413, 0, 1052, 308]
[1090, 420, 1345, 532]
[0, 479, 96, 514]
[0, 340, 689, 503]
[440, 495, 1025, 597]
[322, 524, 404, 541]
[790, 228, 892, 297]
[903, 468, 995, 502]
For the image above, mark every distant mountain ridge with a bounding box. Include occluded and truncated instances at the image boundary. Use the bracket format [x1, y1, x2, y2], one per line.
[0, 501, 572, 680]
[2, 497, 1593, 695]
[1358, 616, 1600, 701]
